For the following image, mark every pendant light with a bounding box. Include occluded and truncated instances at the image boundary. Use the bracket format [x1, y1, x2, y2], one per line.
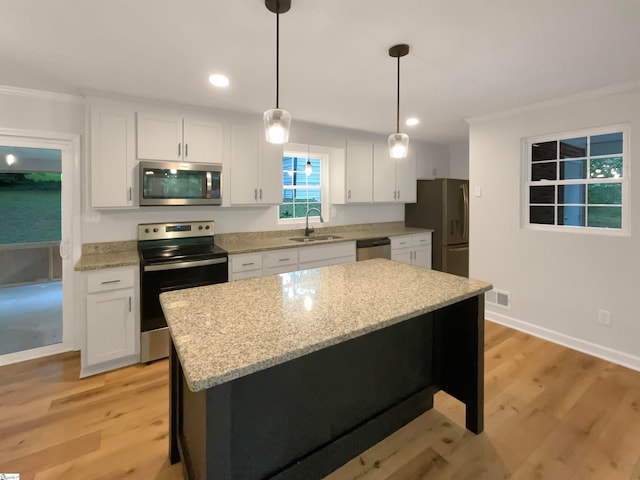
[264, 0, 292, 144]
[388, 44, 410, 159]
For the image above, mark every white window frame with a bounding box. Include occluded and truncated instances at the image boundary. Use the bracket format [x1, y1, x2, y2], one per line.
[278, 143, 330, 225]
[522, 124, 630, 236]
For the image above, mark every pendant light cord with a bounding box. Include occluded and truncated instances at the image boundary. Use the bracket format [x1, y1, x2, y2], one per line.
[396, 56, 400, 134]
[276, 12, 280, 109]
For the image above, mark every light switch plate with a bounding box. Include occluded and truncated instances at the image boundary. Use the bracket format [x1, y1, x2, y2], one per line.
[474, 186, 482, 197]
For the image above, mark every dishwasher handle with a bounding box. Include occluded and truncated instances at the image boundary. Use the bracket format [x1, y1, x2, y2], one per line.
[356, 237, 391, 248]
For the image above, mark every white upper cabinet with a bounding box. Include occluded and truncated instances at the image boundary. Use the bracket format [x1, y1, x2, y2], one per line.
[90, 104, 136, 208]
[137, 113, 223, 164]
[373, 143, 417, 203]
[229, 122, 282, 206]
[330, 140, 372, 204]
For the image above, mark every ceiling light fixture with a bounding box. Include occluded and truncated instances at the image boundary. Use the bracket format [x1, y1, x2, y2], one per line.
[263, 0, 292, 145]
[305, 159, 312, 176]
[209, 74, 229, 88]
[388, 44, 410, 159]
[406, 117, 419, 126]
[6, 154, 16, 166]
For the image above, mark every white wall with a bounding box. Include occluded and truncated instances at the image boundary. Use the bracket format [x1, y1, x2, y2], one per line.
[448, 142, 469, 180]
[469, 87, 640, 370]
[415, 142, 449, 180]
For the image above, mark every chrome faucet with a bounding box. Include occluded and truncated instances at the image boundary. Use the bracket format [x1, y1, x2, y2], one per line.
[304, 207, 324, 236]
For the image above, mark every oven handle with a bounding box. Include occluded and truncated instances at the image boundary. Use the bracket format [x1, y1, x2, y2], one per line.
[143, 257, 228, 272]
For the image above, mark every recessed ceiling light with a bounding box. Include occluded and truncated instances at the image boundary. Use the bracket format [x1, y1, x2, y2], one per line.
[208, 74, 229, 88]
[406, 118, 419, 126]
[6, 154, 16, 166]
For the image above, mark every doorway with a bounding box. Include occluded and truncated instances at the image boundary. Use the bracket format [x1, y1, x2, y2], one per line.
[0, 134, 79, 365]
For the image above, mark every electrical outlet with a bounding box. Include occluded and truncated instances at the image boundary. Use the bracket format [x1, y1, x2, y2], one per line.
[432, 168, 438, 177]
[597, 309, 612, 326]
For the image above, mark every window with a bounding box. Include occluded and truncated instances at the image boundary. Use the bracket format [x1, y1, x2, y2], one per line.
[279, 147, 327, 222]
[524, 125, 629, 233]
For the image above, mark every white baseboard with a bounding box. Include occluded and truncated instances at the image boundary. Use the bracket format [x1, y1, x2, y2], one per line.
[80, 353, 140, 378]
[486, 310, 640, 373]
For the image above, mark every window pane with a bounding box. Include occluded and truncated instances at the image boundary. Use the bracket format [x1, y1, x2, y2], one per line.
[587, 207, 621, 229]
[588, 183, 621, 205]
[531, 141, 557, 162]
[530, 185, 555, 204]
[560, 160, 587, 180]
[589, 156, 623, 179]
[279, 204, 294, 219]
[283, 157, 294, 171]
[294, 203, 310, 218]
[590, 132, 622, 156]
[283, 171, 293, 187]
[558, 206, 585, 226]
[559, 137, 587, 159]
[557, 184, 585, 204]
[306, 189, 321, 202]
[530, 206, 554, 225]
[531, 162, 556, 181]
[307, 202, 321, 214]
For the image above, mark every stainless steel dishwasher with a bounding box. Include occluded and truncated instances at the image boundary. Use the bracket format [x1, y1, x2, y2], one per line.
[356, 237, 391, 261]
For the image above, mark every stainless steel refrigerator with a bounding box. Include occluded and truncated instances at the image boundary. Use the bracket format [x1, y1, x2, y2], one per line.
[405, 179, 469, 277]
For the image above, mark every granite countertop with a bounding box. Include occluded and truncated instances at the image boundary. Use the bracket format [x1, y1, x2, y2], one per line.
[74, 241, 139, 271]
[74, 222, 432, 270]
[160, 259, 492, 392]
[215, 222, 432, 254]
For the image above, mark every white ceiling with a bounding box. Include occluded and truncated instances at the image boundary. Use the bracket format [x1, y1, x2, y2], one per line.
[1, 0, 639, 145]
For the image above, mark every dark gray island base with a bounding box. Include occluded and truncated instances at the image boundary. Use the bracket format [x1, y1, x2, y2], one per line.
[168, 294, 485, 480]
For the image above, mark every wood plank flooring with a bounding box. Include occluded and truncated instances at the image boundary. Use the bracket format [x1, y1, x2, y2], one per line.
[1, 321, 639, 479]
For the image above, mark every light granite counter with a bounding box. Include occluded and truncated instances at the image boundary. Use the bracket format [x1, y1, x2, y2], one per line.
[74, 241, 138, 271]
[215, 221, 432, 254]
[161, 258, 491, 392]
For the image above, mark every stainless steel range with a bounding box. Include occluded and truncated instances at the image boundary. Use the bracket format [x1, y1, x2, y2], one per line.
[138, 220, 228, 362]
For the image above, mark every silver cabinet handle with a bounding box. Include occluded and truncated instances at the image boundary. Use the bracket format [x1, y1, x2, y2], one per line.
[242, 262, 255, 267]
[397, 190, 400, 200]
[101, 279, 121, 285]
[393, 190, 397, 200]
[254, 188, 258, 200]
[278, 258, 290, 262]
[259, 188, 262, 200]
[128, 296, 132, 312]
[178, 143, 181, 157]
[185, 143, 189, 157]
[128, 187, 132, 201]
[348, 190, 351, 200]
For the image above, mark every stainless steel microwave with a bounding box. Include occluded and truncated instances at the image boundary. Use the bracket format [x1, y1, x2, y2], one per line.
[139, 161, 222, 206]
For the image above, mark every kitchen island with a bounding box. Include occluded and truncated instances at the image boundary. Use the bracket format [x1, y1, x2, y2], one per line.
[161, 259, 492, 480]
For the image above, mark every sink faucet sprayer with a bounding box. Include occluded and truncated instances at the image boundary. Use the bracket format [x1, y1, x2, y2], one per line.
[304, 208, 324, 236]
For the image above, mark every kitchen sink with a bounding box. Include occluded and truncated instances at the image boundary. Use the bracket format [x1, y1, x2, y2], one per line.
[289, 235, 344, 243]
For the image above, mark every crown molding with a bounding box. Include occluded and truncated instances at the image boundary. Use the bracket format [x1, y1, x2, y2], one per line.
[0, 85, 85, 104]
[465, 80, 640, 125]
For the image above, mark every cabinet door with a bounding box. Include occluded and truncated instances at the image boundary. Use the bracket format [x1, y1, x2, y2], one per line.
[90, 108, 135, 208]
[137, 113, 182, 161]
[395, 146, 417, 203]
[230, 123, 259, 205]
[345, 140, 372, 203]
[183, 118, 224, 164]
[413, 247, 432, 269]
[259, 138, 284, 204]
[373, 143, 396, 203]
[391, 248, 412, 265]
[86, 288, 135, 365]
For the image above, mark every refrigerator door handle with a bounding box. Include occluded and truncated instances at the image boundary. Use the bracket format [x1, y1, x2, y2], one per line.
[461, 183, 469, 241]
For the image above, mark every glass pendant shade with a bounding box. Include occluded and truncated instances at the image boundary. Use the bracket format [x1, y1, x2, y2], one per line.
[263, 108, 291, 144]
[388, 132, 409, 159]
[305, 159, 312, 175]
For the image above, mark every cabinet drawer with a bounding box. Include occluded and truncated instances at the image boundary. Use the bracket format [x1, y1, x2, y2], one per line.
[298, 242, 356, 264]
[390, 235, 412, 250]
[264, 248, 298, 269]
[412, 233, 432, 247]
[87, 268, 135, 294]
[230, 253, 263, 273]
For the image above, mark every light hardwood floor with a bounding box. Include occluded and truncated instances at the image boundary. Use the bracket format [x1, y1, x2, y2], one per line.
[1, 322, 639, 479]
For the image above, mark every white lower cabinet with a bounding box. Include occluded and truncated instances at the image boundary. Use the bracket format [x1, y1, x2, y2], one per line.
[82, 266, 139, 377]
[228, 242, 356, 281]
[391, 233, 432, 269]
